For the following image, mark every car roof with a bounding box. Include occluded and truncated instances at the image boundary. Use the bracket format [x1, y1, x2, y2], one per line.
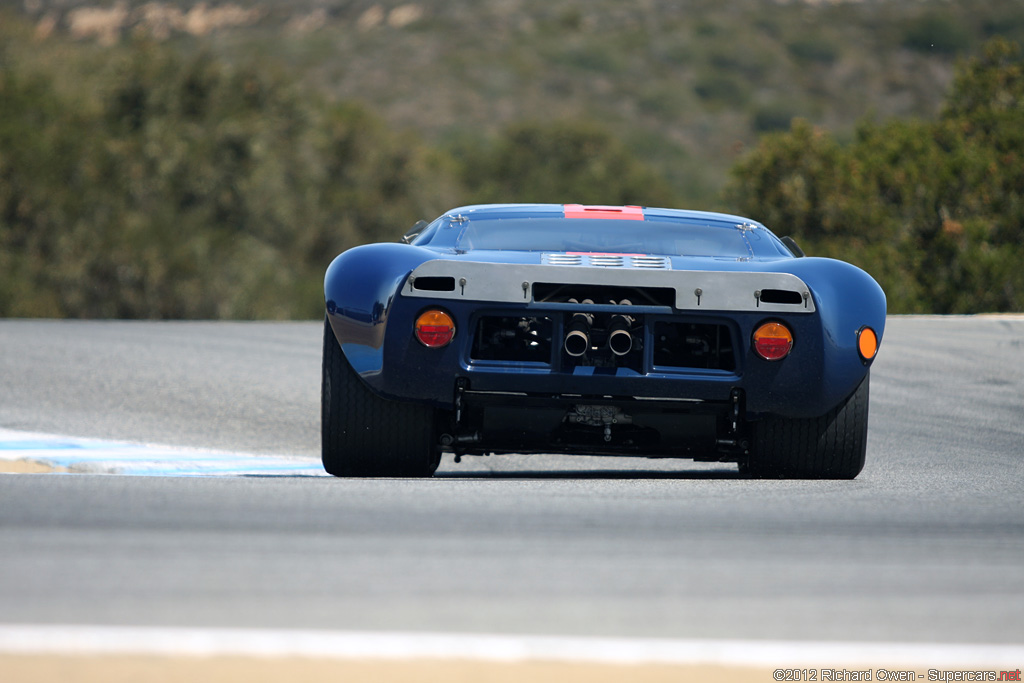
[442, 203, 764, 228]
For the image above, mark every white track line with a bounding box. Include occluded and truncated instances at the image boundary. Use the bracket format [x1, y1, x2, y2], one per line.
[0, 625, 1021, 668]
[0, 428, 326, 476]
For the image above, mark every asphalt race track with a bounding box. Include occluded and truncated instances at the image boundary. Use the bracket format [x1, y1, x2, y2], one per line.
[1, 317, 1022, 649]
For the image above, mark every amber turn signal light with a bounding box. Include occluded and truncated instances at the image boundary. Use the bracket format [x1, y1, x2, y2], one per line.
[414, 309, 456, 348]
[752, 321, 794, 361]
[857, 326, 878, 362]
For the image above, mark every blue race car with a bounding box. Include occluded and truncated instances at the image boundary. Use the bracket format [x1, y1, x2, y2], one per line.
[323, 203, 885, 478]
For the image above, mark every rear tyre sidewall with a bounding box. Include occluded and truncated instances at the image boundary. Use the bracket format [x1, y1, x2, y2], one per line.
[321, 318, 440, 477]
[744, 373, 870, 480]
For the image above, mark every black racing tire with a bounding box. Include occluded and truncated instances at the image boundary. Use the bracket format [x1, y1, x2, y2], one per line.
[321, 318, 440, 477]
[742, 374, 870, 480]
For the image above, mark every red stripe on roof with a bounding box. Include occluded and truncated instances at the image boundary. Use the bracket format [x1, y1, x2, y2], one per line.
[563, 204, 645, 220]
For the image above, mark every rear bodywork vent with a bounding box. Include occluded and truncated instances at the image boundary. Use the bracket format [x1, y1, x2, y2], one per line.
[543, 254, 583, 266]
[542, 253, 671, 269]
[758, 288, 804, 305]
[630, 256, 671, 268]
[412, 276, 456, 292]
[471, 316, 553, 363]
[653, 321, 736, 371]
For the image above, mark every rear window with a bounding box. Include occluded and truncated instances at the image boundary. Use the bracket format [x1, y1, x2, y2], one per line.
[453, 218, 752, 257]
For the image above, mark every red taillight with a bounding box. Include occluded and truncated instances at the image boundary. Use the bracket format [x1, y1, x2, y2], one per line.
[752, 322, 793, 361]
[414, 309, 455, 348]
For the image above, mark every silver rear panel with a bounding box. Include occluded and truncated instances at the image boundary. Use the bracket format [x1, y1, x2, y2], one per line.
[404, 260, 815, 313]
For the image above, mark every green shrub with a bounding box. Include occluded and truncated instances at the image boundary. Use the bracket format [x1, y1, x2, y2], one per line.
[752, 103, 800, 133]
[457, 120, 678, 208]
[726, 38, 1024, 313]
[0, 41, 460, 319]
[694, 74, 750, 107]
[787, 36, 840, 65]
[902, 12, 973, 55]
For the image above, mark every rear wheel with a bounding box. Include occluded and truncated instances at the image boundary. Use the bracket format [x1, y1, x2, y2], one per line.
[742, 374, 870, 479]
[321, 318, 440, 477]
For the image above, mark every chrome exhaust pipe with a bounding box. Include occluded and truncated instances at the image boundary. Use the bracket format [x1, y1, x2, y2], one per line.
[607, 299, 634, 356]
[564, 324, 590, 357]
[564, 299, 593, 357]
[608, 321, 633, 356]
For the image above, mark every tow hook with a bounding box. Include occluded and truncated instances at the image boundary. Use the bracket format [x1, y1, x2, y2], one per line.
[566, 405, 633, 442]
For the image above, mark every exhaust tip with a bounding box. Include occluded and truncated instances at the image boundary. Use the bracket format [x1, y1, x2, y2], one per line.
[608, 329, 632, 356]
[564, 330, 590, 357]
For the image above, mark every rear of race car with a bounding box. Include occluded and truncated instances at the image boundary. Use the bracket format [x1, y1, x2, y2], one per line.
[323, 205, 885, 479]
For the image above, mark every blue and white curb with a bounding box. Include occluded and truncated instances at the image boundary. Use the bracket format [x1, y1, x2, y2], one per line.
[0, 428, 327, 476]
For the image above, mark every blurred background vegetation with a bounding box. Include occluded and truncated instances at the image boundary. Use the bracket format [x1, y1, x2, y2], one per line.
[1, 0, 1022, 317]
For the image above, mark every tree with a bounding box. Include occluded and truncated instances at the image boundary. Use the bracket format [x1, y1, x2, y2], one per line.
[459, 120, 677, 208]
[0, 39, 463, 319]
[725, 38, 1024, 313]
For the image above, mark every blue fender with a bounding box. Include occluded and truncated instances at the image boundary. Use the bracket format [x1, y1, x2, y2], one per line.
[706, 255, 885, 417]
[324, 243, 438, 376]
[783, 257, 886, 412]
